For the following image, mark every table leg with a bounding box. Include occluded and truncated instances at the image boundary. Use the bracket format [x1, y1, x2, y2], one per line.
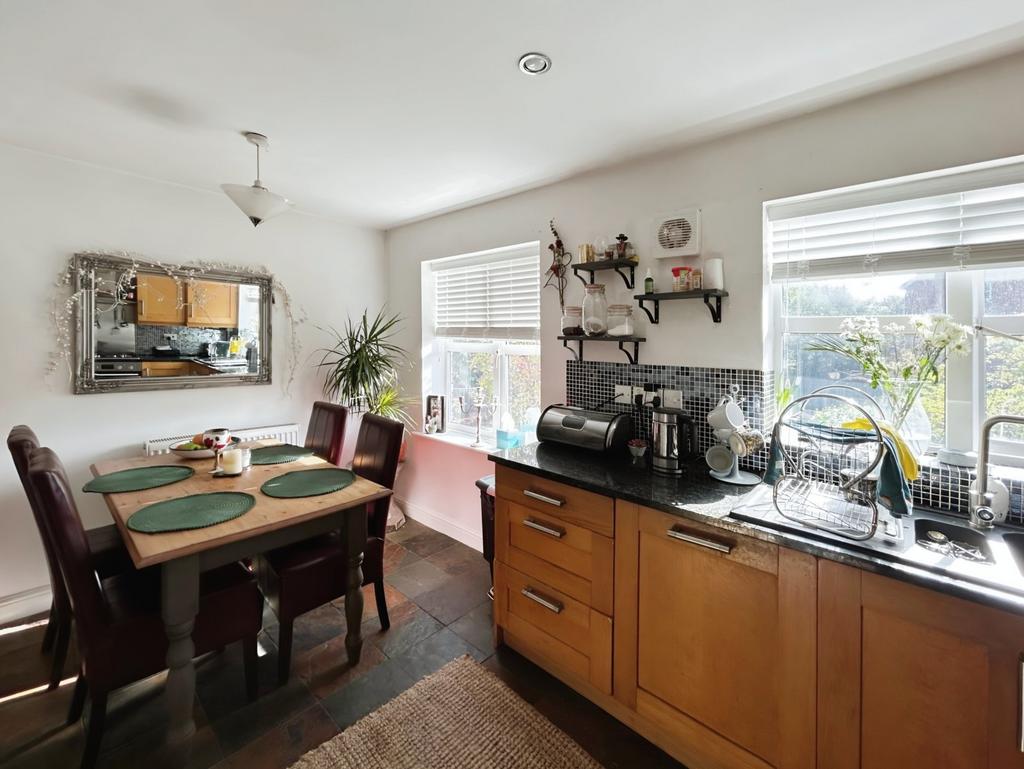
[161, 555, 199, 766]
[344, 511, 366, 665]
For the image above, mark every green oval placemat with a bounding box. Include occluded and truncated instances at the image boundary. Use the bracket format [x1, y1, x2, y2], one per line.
[84, 465, 195, 494]
[127, 492, 255, 533]
[249, 444, 316, 465]
[261, 468, 356, 499]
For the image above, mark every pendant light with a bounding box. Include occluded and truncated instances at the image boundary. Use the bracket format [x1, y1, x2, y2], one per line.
[221, 132, 293, 226]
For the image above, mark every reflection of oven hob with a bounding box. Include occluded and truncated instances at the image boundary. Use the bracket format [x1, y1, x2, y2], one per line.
[94, 356, 142, 378]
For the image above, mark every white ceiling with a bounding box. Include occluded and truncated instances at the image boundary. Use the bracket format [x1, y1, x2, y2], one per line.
[2, 1, 1023, 228]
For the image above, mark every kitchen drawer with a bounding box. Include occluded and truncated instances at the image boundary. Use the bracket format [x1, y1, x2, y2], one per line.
[495, 465, 613, 537]
[495, 497, 613, 615]
[494, 561, 612, 694]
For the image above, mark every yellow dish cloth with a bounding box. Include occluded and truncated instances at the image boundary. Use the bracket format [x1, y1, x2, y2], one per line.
[842, 418, 920, 482]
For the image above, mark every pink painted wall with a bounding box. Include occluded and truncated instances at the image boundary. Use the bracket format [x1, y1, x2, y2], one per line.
[393, 433, 494, 551]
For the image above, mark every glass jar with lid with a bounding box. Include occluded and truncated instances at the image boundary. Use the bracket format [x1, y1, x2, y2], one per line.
[561, 306, 583, 336]
[582, 284, 608, 336]
[607, 304, 634, 337]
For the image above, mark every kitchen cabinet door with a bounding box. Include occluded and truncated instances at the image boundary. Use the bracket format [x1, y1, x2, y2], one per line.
[634, 506, 816, 769]
[141, 361, 190, 377]
[819, 561, 1024, 769]
[137, 274, 186, 326]
[187, 280, 238, 328]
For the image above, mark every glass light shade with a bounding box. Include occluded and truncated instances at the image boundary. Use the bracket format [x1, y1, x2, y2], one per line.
[221, 182, 293, 227]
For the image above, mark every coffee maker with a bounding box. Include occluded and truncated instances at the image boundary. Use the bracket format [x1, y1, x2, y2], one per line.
[652, 405, 698, 475]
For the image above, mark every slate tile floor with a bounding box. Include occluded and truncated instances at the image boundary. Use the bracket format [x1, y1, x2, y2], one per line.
[0, 520, 683, 769]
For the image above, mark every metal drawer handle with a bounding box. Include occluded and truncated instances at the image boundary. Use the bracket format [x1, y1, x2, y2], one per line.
[1018, 655, 1024, 752]
[521, 587, 563, 614]
[522, 518, 564, 538]
[666, 527, 733, 554]
[523, 489, 564, 507]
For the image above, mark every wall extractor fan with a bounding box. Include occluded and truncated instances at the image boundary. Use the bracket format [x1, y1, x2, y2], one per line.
[652, 208, 701, 258]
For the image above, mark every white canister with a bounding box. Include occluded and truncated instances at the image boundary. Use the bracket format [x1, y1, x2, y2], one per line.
[704, 257, 724, 290]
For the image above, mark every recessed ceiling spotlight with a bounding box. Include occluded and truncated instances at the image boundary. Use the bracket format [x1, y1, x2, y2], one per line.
[518, 52, 551, 76]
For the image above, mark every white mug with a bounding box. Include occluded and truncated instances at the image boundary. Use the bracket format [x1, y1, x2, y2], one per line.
[705, 444, 734, 473]
[707, 396, 744, 431]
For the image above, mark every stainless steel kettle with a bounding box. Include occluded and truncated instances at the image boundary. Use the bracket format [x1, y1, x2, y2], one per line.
[652, 407, 698, 476]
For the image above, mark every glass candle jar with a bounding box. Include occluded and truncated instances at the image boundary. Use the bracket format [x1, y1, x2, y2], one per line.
[582, 284, 608, 336]
[561, 306, 583, 336]
[607, 304, 634, 337]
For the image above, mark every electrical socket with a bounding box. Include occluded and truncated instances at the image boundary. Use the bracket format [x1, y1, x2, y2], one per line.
[642, 385, 660, 406]
[614, 385, 633, 404]
[662, 389, 683, 409]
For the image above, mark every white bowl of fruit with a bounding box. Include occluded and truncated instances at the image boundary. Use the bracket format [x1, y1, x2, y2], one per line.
[170, 434, 240, 459]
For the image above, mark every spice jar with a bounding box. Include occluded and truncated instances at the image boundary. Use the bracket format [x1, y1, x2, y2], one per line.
[561, 306, 583, 336]
[607, 304, 634, 337]
[582, 284, 608, 336]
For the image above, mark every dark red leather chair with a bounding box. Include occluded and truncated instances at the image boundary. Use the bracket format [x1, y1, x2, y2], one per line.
[256, 412, 404, 684]
[27, 447, 264, 769]
[305, 401, 349, 465]
[7, 426, 132, 689]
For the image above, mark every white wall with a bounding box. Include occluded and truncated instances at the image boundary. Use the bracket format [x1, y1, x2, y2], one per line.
[0, 144, 387, 621]
[387, 51, 1024, 412]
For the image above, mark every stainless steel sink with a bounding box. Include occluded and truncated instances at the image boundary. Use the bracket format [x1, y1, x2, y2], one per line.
[731, 486, 1024, 596]
[913, 518, 995, 565]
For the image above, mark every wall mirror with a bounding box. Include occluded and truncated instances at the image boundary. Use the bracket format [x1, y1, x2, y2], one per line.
[73, 253, 272, 394]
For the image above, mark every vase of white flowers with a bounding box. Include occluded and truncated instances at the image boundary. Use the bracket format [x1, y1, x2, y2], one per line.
[808, 314, 972, 456]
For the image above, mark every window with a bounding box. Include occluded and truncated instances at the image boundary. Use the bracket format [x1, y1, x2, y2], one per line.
[423, 243, 541, 444]
[766, 156, 1024, 465]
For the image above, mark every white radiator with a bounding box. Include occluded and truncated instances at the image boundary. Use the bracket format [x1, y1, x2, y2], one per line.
[144, 423, 301, 456]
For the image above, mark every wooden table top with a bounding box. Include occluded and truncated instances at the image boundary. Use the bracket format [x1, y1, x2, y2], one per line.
[91, 441, 391, 568]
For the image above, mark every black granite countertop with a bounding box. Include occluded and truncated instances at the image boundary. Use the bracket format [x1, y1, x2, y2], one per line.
[489, 442, 1024, 617]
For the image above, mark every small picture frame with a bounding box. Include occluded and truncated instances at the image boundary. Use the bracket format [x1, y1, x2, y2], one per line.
[425, 395, 446, 434]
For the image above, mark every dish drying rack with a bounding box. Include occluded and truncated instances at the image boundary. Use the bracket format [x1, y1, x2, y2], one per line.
[770, 386, 889, 541]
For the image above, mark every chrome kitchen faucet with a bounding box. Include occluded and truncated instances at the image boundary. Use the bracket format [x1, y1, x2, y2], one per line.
[969, 415, 1024, 530]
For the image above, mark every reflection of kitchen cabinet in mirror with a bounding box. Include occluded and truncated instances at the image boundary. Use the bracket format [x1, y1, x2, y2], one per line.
[187, 280, 239, 328]
[73, 253, 272, 394]
[137, 274, 186, 325]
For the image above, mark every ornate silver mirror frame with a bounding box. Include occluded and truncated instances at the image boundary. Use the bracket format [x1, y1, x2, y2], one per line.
[72, 253, 273, 394]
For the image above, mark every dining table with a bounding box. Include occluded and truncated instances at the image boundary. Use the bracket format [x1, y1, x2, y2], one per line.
[90, 441, 392, 767]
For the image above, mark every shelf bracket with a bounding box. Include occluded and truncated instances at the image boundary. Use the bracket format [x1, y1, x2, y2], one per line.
[636, 297, 659, 324]
[562, 338, 582, 361]
[613, 266, 635, 290]
[617, 340, 640, 364]
[703, 293, 724, 323]
[575, 271, 591, 287]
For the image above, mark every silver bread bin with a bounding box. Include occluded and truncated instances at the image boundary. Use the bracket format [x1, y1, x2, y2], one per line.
[536, 405, 633, 452]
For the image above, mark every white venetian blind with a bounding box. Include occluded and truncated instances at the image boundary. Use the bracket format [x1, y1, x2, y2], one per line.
[767, 156, 1024, 281]
[432, 243, 540, 339]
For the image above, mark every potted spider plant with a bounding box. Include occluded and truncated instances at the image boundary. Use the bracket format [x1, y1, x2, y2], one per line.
[318, 310, 415, 526]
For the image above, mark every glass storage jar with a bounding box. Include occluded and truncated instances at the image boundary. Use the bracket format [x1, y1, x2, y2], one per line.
[561, 306, 583, 336]
[607, 304, 634, 337]
[582, 284, 608, 336]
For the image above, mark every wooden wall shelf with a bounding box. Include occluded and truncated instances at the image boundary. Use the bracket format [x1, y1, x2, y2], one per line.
[633, 289, 729, 324]
[558, 334, 645, 365]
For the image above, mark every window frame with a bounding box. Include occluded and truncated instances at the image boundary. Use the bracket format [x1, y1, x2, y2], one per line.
[771, 268, 1024, 467]
[439, 337, 541, 441]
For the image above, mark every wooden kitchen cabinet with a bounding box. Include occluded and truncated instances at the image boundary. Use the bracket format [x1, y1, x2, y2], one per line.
[141, 361, 191, 377]
[186, 280, 238, 328]
[819, 561, 1024, 769]
[627, 504, 816, 769]
[137, 274, 186, 325]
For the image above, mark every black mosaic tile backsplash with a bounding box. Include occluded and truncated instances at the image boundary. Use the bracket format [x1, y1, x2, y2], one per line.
[565, 361, 775, 471]
[564, 360, 1024, 524]
[135, 324, 229, 356]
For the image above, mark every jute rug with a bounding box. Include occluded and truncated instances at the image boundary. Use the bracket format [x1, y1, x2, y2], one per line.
[290, 656, 602, 769]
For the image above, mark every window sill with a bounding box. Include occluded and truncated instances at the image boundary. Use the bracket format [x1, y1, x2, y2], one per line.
[416, 431, 495, 454]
